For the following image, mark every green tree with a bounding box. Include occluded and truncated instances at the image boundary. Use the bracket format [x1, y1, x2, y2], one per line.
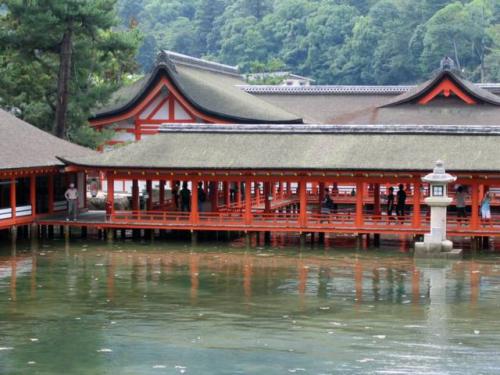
[0, 0, 139, 146]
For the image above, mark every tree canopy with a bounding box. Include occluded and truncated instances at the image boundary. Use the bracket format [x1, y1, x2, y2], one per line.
[0, 0, 140, 147]
[117, 0, 500, 84]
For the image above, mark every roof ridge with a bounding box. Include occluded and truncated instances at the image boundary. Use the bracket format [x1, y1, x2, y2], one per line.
[157, 123, 500, 135]
[164, 50, 240, 77]
[240, 83, 500, 95]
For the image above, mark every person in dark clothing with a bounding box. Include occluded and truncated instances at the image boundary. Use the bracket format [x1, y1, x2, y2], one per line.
[180, 182, 191, 212]
[396, 184, 407, 218]
[197, 182, 206, 212]
[321, 188, 335, 223]
[322, 188, 335, 212]
[387, 186, 395, 219]
[172, 181, 180, 209]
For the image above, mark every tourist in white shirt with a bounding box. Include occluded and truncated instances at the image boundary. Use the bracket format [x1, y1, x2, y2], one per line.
[64, 183, 79, 221]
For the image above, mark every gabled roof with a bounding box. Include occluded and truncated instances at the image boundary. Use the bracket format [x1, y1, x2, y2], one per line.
[91, 51, 303, 124]
[0, 109, 94, 170]
[381, 70, 500, 107]
[61, 125, 500, 172]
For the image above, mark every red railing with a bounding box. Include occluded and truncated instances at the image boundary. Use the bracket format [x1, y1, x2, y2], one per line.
[107, 209, 500, 234]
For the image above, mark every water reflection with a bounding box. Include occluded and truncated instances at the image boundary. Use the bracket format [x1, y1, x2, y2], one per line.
[1, 241, 500, 374]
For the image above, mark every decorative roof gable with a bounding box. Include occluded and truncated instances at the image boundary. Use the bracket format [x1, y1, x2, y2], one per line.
[381, 70, 500, 107]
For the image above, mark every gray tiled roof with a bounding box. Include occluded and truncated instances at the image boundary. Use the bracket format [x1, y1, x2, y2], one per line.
[62, 125, 500, 172]
[92, 52, 302, 124]
[0, 109, 94, 170]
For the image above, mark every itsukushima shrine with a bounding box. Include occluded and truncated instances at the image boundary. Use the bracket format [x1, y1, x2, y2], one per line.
[1, 51, 500, 247]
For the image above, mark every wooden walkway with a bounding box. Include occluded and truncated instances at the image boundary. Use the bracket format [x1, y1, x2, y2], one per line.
[36, 210, 500, 237]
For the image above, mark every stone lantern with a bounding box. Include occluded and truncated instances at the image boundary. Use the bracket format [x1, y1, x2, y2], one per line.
[415, 161, 462, 258]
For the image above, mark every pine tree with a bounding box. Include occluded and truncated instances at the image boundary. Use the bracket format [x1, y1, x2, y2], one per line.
[0, 0, 139, 142]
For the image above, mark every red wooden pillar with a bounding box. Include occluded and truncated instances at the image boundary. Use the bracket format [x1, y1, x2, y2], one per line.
[211, 181, 219, 212]
[355, 181, 364, 226]
[10, 177, 16, 220]
[470, 181, 479, 230]
[82, 173, 88, 209]
[224, 181, 231, 208]
[146, 180, 153, 210]
[299, 180, 307, 226]
[191, 179, 199, 224]
[48, 174, 54, 214]
[245, 180, 252, 225]
[106, 176, 115, 215]
[30, 175, 36, 217]
[132, 179, 139, 211]
[373, 183, 381, 216]
[412, 181, 421, 228]
[264, 182, 271, 213]
[236, 181, 242, 207]
[278, 182, 283, 199]
[159, 180, 165, 206]
[271, 182, 276, 200]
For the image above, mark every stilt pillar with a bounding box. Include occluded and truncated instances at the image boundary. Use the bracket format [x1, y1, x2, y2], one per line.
[191, 179, 199, 224]
[470, 181, 479, 230]
[412, 181, 421, 228]
[355, 181, 364, 227]
[10, 177, 16, 221]
[264, 182, 271, 213]
[373, 183, 381, 216]
[223, 181, 230, 208]
[299, 180, 307, 227]
[106, 176, 115, 218]
[30, 175, 36, 218]
[132, 179, 139, 211]
[245, 180, 252, 225]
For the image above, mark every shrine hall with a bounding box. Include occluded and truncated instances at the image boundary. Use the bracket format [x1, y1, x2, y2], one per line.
[1, 51, 500, 245]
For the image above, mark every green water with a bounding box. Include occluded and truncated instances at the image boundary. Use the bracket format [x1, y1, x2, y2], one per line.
[1, 239, 500, 374]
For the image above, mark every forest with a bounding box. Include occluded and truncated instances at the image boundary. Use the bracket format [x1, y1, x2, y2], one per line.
[117, 0, 500, 84]
[0, 0, 498, 147]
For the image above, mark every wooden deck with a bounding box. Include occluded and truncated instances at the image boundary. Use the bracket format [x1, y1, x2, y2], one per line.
[35, 209, 500, 237]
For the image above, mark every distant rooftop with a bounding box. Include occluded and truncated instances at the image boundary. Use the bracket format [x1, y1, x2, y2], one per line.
[240, 83, 500, 95]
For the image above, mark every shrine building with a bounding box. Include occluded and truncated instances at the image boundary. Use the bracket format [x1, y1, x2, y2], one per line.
[1, 51, 500, 245]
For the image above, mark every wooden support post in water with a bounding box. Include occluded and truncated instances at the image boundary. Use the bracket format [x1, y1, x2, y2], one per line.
[191, 230, 198, 246]
[299, 232, 306, 249]
[106, 228, 113, 243]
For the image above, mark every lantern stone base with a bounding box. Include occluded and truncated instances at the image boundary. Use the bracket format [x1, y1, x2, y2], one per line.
[414, 240, 462, 259]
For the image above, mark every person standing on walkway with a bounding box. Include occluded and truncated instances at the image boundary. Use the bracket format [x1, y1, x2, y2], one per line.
[386, 186, 395, 220]
[172, 181, 180, 209]
[396, 184, 407, 219]
[64, 183, 79, 221]
[481, 191, 491, 223]
[197, 182, 206, 212]
[455, 186, 468, 223]
[180, 182, 191, 212]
